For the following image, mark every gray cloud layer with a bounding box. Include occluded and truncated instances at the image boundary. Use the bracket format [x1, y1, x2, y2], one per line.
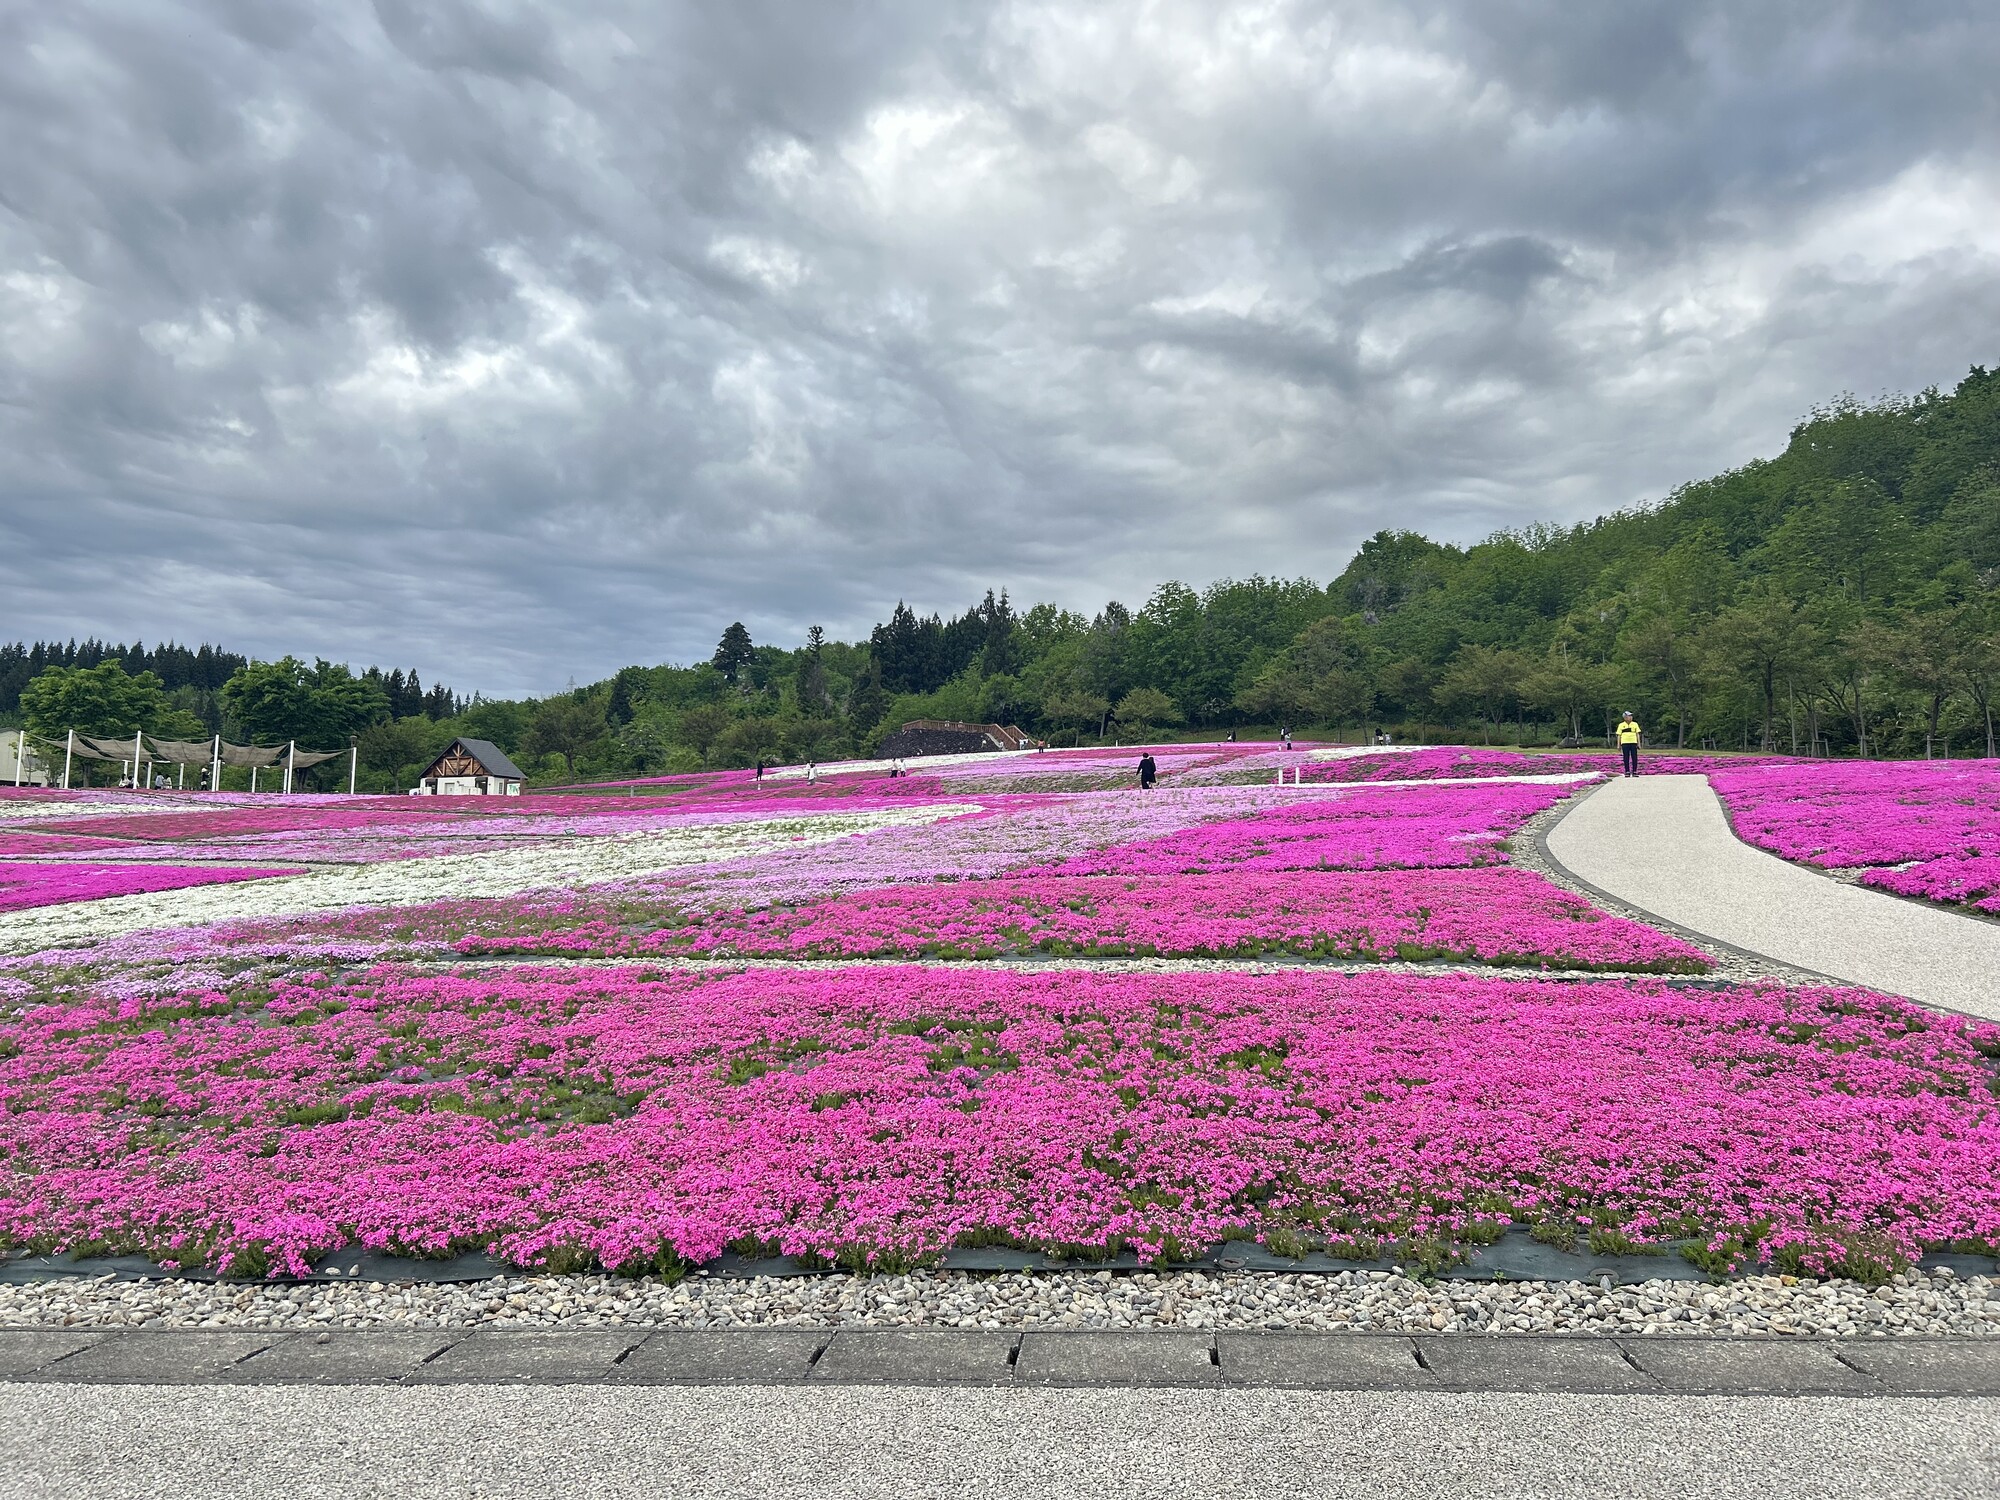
[4, 0, 1998, 694]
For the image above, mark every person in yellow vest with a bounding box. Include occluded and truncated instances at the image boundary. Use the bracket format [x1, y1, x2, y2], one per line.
[1616, 712, 1642, 777]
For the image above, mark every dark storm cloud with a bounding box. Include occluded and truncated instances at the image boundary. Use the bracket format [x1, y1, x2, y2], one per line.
[3, 0, 1998, 694]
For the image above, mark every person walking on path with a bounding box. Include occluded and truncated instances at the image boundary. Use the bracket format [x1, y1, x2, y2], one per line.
[1616, 712, 1642, 777]
[1137, 752, 1158, 789]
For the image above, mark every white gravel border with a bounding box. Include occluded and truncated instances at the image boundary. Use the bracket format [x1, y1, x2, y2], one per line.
[4, 1267, 1994, 1337]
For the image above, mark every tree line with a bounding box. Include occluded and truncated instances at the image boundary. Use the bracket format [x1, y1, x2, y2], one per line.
[7, 366, 1998, 789]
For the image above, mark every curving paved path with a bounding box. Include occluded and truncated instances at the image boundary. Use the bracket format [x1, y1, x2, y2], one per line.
[1546, 776, 2000, 1021]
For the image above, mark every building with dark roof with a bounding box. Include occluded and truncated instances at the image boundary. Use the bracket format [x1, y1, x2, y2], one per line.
[412, 737, 527, 797]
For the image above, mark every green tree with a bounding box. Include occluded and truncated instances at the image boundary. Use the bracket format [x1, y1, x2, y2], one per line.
[1622, 614, 1704, 748]
[357, 718, 437, 782]
[719, 715, 782, 767]
[20, 661, 197, 740]
[1874, 606, 1970, 758]
[522, 696, 609, 778]
[781, 714, 844, 764]
[1113, 686, 1183, 739]
[847, 661, 890, 739]
[676, 704, 733, 767]
[219, 657, 388, 747]
[1043, 689, 1111, 741]
[1706, 594, 1813, 751]
[712, 623, 755, 686]
[1525, 651, 1618, 743]
[794, 625, 831, 715]
[1960, 604, 2000, 759]
[1437, 645, 1528, 744]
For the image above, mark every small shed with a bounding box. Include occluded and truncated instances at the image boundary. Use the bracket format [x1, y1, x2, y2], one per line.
[412, 738, 526, 797]
[878, 720, 1036, 759]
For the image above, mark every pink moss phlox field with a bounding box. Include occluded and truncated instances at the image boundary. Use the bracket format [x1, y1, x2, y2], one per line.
[1040, 782, 1569, 876]
[181, 787, 1323, 957]
[1713, 761, 2000, 915]
[1300, 747, 1778, 783]
[3, 965, 1994, 1278]
[482, 868, 1710, 971]
[0, 862, 295, 912]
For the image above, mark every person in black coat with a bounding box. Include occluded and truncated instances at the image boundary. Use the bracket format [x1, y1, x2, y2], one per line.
[1137, 753, 1158, 789]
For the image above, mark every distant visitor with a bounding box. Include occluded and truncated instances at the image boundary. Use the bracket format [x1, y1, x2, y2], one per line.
[1617, 713, 1642, 777]
[1137, 752, 1158, 789]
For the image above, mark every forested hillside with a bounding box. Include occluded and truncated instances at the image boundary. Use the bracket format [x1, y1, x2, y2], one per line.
[8, 367, 1997, 787]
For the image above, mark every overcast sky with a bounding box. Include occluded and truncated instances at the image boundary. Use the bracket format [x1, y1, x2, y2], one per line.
[4, 1, 1998, 697]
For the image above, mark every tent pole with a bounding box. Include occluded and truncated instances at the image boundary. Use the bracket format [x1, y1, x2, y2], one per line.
[135, 729, 145, 792]
[211, 734, 221, 794]
[62, 729, 73, 790]
[349, 744, 357, 797]
[251, 764, 258, 794]
[13, 729, 23, 787]
[286, 740, 296, 795]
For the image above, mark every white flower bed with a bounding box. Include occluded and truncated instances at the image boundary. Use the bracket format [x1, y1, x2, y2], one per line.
[0, 804, 974, 952]
[0, 799, 178, 821]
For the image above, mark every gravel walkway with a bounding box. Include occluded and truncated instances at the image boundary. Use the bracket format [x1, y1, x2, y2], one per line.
[6, 1267, 1995, 1338]
[1545, 776, 2000, 1020]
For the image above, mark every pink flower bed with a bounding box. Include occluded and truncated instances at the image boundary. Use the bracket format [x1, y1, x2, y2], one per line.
[1864, 858, 2000, 916]
[1302, 747, 1777, 783]
[0, 862, 295, 912]
[473, 868, 1709, 971]
[2, 965, 1991, 1278]
[1042, 782, 1569, 875]
[179, 781, 1587, 959]
[0, 833, 133, 857]
[1713, 762, 2000, 916]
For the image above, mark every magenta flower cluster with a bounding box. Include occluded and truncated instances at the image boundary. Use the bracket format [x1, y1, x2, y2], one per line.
[1042, 781, 1568, 875]
[11, 745, 1975, 1283]
[2, 964, 1992, 1279]
[0, 862, 294, 913]
[479, 868, 1710, 971]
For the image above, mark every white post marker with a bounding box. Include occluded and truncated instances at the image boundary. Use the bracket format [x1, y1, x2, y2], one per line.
[12, 728, 24, 787]
[62, 729, 74, 790]
[285, 740, 296, 795]
[211, 734, 222, 794]
[250, 764, 258, 794]
[135, 729, 145, 791]
[348, 744, 357, 796]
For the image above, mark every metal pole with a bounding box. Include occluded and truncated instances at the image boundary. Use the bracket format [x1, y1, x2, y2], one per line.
[250, 764, 258, 794]
[211, 734, 221, 794]
[349, 744, 358, 796]
[13, 729, 23, 787]
[62, 729, 73, 790]
[286, 741, 295, 794]
[135, 729, 145, 791]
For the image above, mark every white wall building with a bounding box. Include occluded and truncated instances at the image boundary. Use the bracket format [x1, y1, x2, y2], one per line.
[0, 731, 49, 787]
[411, 737, 526, 796]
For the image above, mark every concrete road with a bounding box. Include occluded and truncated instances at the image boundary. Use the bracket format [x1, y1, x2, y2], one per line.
[2, 1384, 1995, 1500]
[1546, 775, 2000, 1020]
